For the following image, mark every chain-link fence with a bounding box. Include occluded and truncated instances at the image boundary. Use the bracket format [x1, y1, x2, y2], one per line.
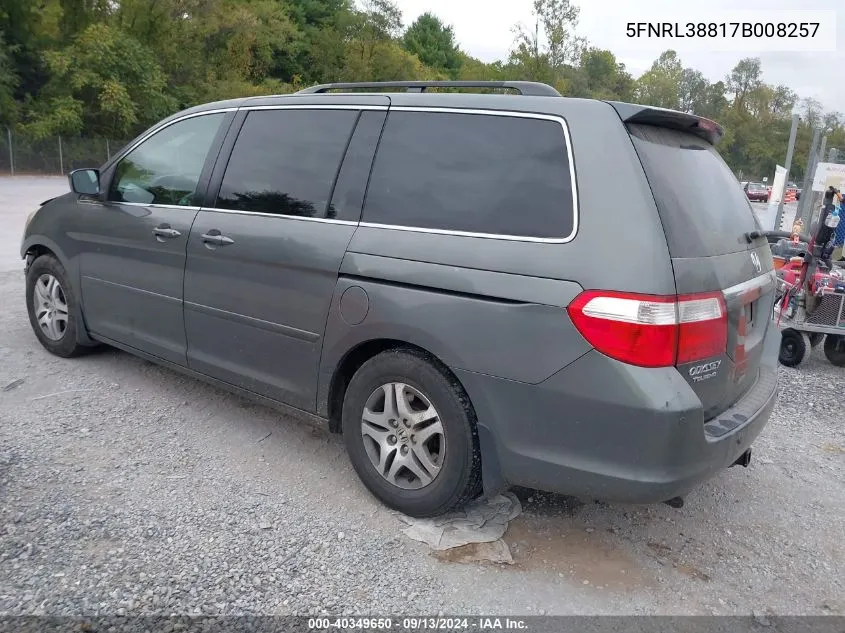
[0, 128, 129, 176]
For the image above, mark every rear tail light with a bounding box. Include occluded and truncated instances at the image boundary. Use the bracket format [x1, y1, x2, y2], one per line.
[676, 293, 727, 364]
[567, 290, 727, 368]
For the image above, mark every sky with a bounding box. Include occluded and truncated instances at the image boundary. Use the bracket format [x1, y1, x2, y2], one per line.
[394, 0, 845, 114]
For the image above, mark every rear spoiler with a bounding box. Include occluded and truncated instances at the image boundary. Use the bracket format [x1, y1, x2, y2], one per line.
[606, 101, 724, 145]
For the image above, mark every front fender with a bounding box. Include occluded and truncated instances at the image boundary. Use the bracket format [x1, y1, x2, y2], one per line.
[21, 234, 71, 269]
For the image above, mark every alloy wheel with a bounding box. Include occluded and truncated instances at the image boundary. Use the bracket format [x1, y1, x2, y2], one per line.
[360, 382, 445, 490]
[32, 274, 69, 341]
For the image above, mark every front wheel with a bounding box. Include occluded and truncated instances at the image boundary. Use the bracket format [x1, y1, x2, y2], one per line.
[341, 349, 482, 517]
[823, 335, 845, 367]
[779, 329, 810, 367]
[25, 255, 89, 358]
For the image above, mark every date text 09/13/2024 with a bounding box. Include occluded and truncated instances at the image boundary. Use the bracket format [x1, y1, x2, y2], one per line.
[307, 617, 529, 631]
[626, 22, 820, 38]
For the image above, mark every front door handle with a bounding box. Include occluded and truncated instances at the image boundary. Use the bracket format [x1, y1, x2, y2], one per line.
[153, 225, 181, 239]
[201, 231, 234, 246]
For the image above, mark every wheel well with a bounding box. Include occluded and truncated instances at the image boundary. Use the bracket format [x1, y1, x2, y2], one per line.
[25, 244, 55, 262]
[327, 339, 449, 433]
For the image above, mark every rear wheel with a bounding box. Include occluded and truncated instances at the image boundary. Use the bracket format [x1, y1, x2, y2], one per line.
[823, 335, 845, 367]
[779, 329, 810, 367]
[809, 332, 825, 348]
[341, 349, 481, 518]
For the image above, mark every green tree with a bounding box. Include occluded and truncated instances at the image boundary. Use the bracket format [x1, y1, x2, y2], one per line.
[678, 68, 708, 114]
[55, 0, 111, 43]
[0, 30, 19, 125]
[342, 39, 434, 82]
[510, 0, 585, 82]
[455, 53, 506, 81]
[349, 0, 402, 62]
[402, 12, 462, 78]
[0, 0, 50, 100]
[275, 0, 354, 84]
[700, 81, 729, 120]
[635, 50, 683, 109]
[33, 22, 174, 137]
[770, 85, 798, 119]
[578, 48, 633, 100]
[727, 57, 762, 112]
[801, 98, 825, 128]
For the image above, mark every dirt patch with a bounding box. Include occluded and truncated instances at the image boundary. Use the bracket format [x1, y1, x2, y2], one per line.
[503, 515, 657, 591]
[677, 563, 711, 582]
[647, 540, 711, 582]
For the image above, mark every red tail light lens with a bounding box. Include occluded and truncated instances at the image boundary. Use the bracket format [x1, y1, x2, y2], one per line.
[676, 292, 728, 364]
[567, 290, 727, 368]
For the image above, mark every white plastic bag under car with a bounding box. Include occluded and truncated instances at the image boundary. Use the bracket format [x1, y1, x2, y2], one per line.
[397, 492, 522, 551]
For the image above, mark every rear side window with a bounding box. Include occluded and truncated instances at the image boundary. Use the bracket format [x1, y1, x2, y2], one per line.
[362, 111, 575, 239]
[628, 123, 761, 257]
[216, 109, 358, 218]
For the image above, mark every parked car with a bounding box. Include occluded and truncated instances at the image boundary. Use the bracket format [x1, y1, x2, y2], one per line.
[21, 80, 779, 517]
[745, 181, 770, 202]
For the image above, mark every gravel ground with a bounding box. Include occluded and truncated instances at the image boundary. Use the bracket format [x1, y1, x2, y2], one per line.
[0, 177, 843, 617]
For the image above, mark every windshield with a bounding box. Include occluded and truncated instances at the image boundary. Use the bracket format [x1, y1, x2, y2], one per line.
[628, 123, 761, 257]
[748, 183, 766, 191]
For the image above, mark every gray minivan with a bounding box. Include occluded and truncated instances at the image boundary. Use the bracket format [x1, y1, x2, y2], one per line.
[21, 81, 779, 517]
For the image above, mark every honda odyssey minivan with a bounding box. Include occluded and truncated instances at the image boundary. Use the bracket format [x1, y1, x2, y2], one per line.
[21, 80, 779, 517]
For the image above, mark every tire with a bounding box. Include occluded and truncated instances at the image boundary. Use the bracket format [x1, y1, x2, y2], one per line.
[779, 329, 810, 367]
[25, 254, 89, 358]
[809, 332, 825, 348]
[823, 334, 845, 367]
[341, 348, 482, 518]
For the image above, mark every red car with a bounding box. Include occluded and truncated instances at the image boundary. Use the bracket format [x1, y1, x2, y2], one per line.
[744, 182, 769, 202]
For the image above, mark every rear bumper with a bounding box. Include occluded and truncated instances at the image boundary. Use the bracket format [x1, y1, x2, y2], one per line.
[457, 328, 779, 504]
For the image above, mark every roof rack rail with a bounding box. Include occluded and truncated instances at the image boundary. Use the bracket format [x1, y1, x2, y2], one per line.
[295, 80, 561, 97]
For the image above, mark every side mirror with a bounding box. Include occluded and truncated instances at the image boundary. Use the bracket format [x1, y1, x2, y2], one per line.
[69, 168, 100, 196]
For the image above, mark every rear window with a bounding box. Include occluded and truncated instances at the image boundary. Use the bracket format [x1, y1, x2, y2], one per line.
[362, 111, 575, 240]
[628, 123, 761, 257]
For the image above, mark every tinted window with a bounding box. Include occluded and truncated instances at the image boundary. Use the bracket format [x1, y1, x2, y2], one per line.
[328, 111, 387, 222]
[362, 111, 575, 239]
[628, 123, 761, 257]
[216, 109, 359, 218]
[110, 113, 225, 206]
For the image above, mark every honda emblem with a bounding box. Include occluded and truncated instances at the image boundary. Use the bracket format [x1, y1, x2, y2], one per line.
[750, 251, 762, 274]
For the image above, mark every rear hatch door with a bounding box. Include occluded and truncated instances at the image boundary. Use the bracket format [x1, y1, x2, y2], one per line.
[622, 112, 776, 420]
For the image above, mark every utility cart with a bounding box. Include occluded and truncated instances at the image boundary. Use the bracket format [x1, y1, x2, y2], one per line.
[764, 230, 845, 367]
